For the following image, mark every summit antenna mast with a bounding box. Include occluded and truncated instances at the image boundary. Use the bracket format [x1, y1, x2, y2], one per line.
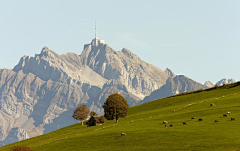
[95, 20, 97, 39]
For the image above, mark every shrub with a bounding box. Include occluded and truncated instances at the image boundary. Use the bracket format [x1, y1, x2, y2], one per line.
[99, 116, 105, 123]
[83, 120, 89, 125]
[10, 145, 33, 151]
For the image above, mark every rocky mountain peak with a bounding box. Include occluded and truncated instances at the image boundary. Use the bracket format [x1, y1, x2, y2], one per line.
[41, 46, 50, 52]
[39, 47, 58, 57]
[13, 47, 107, 86]
[80, 41, 169, 98]
[164, 68, 176, 77]
[204, 81, 214, 88]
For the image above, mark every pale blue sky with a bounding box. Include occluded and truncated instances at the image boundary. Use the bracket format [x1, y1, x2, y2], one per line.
[0, 0, 239, 84]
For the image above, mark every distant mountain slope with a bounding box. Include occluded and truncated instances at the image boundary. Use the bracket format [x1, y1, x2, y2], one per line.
[204, 81, 214, 88]
[216, 78, 236, 86]
[138, 75, 207, 104]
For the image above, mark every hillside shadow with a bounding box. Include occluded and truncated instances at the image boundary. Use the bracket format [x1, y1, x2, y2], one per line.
[115, 136, 122, 139]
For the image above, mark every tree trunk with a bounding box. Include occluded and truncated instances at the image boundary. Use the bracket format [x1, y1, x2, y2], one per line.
[81, 121, 83, 126]
[116, 115, 118, 123]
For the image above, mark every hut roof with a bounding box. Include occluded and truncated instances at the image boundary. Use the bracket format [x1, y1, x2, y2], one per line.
[92, 116, 104, 123]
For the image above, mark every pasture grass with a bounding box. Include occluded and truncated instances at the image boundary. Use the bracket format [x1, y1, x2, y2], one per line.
[1, 82, 240, 150]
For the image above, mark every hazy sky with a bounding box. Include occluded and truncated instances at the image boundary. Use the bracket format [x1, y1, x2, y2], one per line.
[0, 0, 239, 84]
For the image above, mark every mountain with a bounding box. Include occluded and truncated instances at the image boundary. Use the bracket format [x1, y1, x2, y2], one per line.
[138, 75, 207, 104]
[204, 81, 214, 88]
[0, 38, 169, 145]
[216, 78, 236, 86]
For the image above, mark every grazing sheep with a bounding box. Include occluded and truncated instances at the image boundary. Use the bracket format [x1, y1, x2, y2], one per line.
[191, 117, 196, 120]
[165, 125, 167, 128]
[121, 133, 127, 136]
[215, 120, 219, 123]
[223, 114, 228, 117]
[163, 121, 168, 124]
[210, 103, 216, 106]
[226, 112, 231, 115]
[231, 118, 236, 121]
[170, 124, 174, 127]
[198, 118, 203, 121]
[183, 122, 187, 125]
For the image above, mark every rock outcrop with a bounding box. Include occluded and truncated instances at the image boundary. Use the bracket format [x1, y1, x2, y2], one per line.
[164, 68, 176, 78]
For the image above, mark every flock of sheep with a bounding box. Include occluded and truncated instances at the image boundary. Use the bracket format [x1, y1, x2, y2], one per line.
[163, 103, 236, 128]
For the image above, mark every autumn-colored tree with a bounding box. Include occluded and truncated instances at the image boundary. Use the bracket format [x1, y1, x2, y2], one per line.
[103, 93, 129, 123]
[90, 111, 97, 117]
[72, 105, 90, 126]
[10, 145, 33, 151]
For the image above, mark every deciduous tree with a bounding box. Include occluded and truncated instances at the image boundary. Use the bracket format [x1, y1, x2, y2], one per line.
[72, 105, 90, 126]
[103, 93, 129, 123]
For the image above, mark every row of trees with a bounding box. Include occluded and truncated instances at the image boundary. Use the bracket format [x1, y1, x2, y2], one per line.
[72, 93, 129, 125]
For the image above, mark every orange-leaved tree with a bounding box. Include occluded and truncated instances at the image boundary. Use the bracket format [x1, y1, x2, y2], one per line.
[72, 105, 90, 126]
[103, 93, 129, 123]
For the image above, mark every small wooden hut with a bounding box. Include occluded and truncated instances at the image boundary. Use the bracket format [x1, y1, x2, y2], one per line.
[88, 116, 105, 126]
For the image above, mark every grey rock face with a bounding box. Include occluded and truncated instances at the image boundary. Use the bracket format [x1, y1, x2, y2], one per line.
[216, 78, 236, 86]
[0, 127, 29, 146]
[13, 47, 107, 87]
[0, 40, 169, 145]
[138, 75, 207, 104]
[80, 44, 169, 99]
[164, 68, 176, 77]
[204, 81, 214, 88]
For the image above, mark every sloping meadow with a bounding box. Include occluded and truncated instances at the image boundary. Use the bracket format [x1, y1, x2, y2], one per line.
[1, 83, 240, 151]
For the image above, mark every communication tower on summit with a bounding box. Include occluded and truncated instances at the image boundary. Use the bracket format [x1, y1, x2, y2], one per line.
[95, 20, 97, 39]
[92, 20, 105, 46]
[95, 20, 97, 45]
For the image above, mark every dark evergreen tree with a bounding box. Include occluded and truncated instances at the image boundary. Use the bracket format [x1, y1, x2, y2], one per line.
[90, 111, 97, 117]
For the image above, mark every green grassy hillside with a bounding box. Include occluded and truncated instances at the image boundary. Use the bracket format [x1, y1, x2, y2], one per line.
[1, 83, 240, 151]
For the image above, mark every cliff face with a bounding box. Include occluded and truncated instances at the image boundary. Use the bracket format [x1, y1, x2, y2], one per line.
[80, 44, 169, 99]
[0, 40, 169, 145]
